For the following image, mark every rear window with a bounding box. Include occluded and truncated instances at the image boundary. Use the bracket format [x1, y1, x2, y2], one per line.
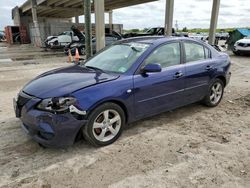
[184, 42, 210, 62]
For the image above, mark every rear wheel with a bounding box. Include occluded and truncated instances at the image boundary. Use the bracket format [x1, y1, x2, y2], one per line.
[83, 103, 125, 146]
[203, 79, 224, 107]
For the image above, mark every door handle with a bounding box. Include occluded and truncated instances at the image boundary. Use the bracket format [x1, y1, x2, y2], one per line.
[174, 71, 183, 78]
[205, 65, 213, 71]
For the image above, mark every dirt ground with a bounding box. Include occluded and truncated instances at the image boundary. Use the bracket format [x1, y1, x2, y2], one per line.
[0, 42, 249, 188]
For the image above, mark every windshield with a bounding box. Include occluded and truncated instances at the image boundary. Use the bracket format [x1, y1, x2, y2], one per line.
[84, 42, 150, 73]
[244, 36, 250, 39]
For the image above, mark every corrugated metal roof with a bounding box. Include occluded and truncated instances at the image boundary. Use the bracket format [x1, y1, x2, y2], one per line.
[237, 28, 250, 36]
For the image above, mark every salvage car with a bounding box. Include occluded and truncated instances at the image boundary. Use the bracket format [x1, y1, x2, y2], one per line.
[65, 35, 120, 55]
[14, 37, 231, 147]
[64, 31, 122, 55]
[233, 36, 250, 55]
[123, 27, 175, 38]
[189, 33, 208, 41]
[45, 27, 85, 48]
[45, 31, 78, 48]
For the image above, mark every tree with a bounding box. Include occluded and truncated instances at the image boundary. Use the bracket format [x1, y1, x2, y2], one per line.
[131, 29, 140, 33]
[182, 27, 188, 32]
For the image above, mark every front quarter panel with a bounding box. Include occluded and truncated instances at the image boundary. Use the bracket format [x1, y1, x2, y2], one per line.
[72, 76, 134, 122]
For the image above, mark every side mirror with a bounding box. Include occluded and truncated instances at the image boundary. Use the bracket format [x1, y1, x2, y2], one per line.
[142, 63, 162, 73]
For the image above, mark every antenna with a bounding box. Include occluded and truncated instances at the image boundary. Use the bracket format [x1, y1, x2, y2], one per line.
[175, 20, 179, 31]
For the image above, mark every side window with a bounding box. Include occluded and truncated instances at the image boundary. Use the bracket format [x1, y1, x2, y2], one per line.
[144, 42, 181, 68]
[184, 42, 205, 62]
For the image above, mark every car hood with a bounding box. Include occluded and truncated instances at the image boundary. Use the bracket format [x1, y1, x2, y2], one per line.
[22, 65, 119, 99]
[237, 38, 250, 43]
[46, 36, 57, 40]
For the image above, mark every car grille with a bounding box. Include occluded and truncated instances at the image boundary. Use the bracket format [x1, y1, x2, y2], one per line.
[17, 91, 33, 107]
[238, 43, 250, 47]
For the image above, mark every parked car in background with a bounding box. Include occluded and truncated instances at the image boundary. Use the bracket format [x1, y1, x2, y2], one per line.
[14, 36, 231, 147]
[216, 32, 229, 40]
[45, 31, 78, 48]
[189, 33, 208, 41]
[123, 27, 175, 38]
[233, 36, 250, 55]
[45, 26, 85, 48]
[0, 31, 6, 42]
[65, 31, 122, 55]
[173, 32, 189, 37]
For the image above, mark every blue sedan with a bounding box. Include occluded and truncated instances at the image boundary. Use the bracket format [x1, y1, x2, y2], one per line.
[14, 37, 231, 147]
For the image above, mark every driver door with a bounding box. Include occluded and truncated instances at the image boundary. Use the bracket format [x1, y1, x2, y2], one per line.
[133, 42, 185, 119]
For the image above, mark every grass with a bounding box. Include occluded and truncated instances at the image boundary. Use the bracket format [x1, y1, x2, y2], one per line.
[124, 27, 250, 33]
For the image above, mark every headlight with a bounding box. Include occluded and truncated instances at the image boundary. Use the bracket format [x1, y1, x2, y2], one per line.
[37, 97, 77, 112]
[235, 42, 239, 46]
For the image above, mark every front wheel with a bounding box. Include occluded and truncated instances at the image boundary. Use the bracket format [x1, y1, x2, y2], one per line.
[233, 48, 240, 55]
[202, 79, 224, 107]
[83, 103, 125, 146]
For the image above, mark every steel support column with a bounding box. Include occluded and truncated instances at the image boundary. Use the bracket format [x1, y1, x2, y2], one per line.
[164, 0, 174, 36]
[208, 0, 220, 45]
[31, 0, 42, 47]
[75, 16, 79, 24]
[95, 0, 105, 51]
[84, 0, 92, 59]
[109, 10, 113, 34]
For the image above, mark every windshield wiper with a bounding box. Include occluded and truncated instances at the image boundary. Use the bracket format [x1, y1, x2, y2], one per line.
[85, 65, 105, 73]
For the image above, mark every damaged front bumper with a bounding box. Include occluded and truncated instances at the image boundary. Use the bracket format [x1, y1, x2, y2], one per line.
[14, 92, 87, 147]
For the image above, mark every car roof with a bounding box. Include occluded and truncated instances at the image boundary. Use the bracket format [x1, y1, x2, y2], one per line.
[119, 36, 205, 45]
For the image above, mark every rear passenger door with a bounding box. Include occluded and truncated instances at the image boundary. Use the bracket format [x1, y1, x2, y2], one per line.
[183, 41, 215, 103]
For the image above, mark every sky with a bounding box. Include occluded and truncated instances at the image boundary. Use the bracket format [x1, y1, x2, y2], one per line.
[0, 0, 250, 30]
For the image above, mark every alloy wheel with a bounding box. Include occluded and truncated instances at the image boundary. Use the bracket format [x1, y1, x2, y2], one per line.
[210, 82, 223, 105]
[92, 109, 121, 142]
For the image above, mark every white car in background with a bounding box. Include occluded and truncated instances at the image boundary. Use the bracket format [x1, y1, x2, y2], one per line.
[233, 36, 250, 55]
[45, 31, 83, 48]
[189, 33, 208, 41]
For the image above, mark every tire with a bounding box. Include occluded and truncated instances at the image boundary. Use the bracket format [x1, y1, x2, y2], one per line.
[233, 50, 240, 56]
[48, 43, 53, 49]
[83, 103, 125, 146]
[202, 79, 224, 107]
[53, 40, 59, 46]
